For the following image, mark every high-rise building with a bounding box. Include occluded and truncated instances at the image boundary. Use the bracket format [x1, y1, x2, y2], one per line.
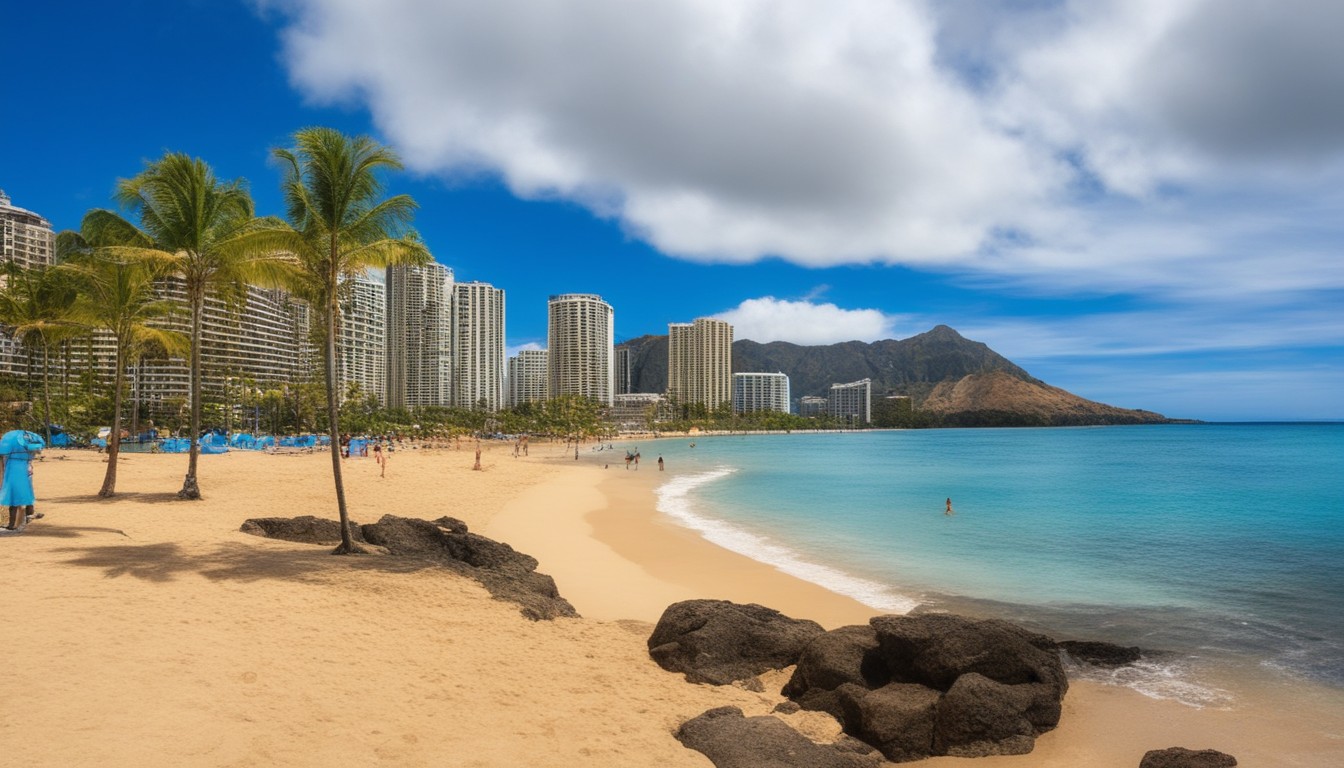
[614, 346, 632, 395]
[799, 396, 828, 417]
[828, 378, 873, 424]
[547, 293, 614, 405]
[667, 318, 733, 410]
[338, 272, 386, 403]
[508, 349, 549, 408]
[123, 281, 313, 419]
[386, 262, 454, 408]
[733, 372, 791, 414]
[452, 281, 505, 411]
[0, 190, 56, 377]
[0, 190, 54, 271]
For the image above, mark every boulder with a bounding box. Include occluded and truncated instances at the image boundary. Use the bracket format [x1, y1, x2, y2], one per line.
[648, 600, 825, 685]
[1139, 747, 1238, 768]
[782, 625, 888, 718]
[781, 614, 1069, 761]
[933, 673, 1041, 757]
[836, 682, 939, 762]
[869, 614, 1067, 697]
[675, 706, 882, 768]
[240, 515, 363, 545]
[1059, 639, 1142, 667]
[244, 514, 577, 621]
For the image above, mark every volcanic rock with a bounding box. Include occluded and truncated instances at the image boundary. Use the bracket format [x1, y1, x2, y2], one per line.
[1139, 747, 1238, 767]
[648, 600, 825, 685]
[675, 706, 882, 768]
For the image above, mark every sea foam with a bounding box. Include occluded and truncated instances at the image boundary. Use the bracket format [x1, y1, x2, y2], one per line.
[655, 467, 920, 614]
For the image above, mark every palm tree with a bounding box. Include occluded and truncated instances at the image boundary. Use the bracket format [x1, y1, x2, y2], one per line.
[111, 154, 288, 499]
[260, 127, 429, 553]
[56, 221, 186, 497]
[0, 263, 82, 446]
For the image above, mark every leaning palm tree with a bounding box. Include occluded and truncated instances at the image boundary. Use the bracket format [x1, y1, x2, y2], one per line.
[260, 127, 429, 553]
[0, 263, 82, 446]
[56, 223, 186, 497]
[112, 154, 288, 499]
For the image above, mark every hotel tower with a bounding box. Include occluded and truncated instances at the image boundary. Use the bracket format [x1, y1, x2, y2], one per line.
[547, 293, 614, 405]
[667, 318, 733, 410]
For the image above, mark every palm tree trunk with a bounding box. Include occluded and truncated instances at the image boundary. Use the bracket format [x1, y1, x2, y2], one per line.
[325, 293, 358, 554]
[41, 343, 53, 448]
[100, 343, 125, 497]
[179, 284, 204, 499]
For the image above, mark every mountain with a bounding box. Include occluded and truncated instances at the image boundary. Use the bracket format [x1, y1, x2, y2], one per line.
[619, 325, 1167, 426]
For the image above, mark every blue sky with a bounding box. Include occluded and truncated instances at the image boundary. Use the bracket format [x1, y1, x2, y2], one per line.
[4, 0, 1341, 420]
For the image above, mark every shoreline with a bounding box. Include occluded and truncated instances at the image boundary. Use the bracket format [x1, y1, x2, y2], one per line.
[492, 449, 1344, 766]
[6, 447, 1343, 766]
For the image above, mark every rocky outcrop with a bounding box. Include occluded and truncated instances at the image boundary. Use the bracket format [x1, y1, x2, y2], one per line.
[1139, 747, 1238, 768]
[783, 614, 1068, 762]
[648, 600, 826, 685]
[239, 515, 364, 545]
[675, 706, 883, 768]
[242, 514, 577, 621]
[1059, 639, 1142, 666]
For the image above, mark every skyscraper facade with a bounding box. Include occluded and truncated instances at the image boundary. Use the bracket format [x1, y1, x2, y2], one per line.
[507, 349, 549, 408]
[0, 190, 56, 377]
[547, 293, 614, 405]
[614, 346, 632, 395]
[386, 262, 454, 408]
[733, 372, 791, 414]
[452, 281, 505, 411]
[667, 318, 733, 410]
[0, 190, 54, 271]
[338, 272, 386, 403]
[828, 378, 873, 424]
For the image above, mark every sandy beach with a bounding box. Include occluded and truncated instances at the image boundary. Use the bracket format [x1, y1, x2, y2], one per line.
[5, 444, 1343, 766]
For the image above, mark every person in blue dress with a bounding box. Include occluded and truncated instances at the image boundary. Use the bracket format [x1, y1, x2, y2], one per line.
[1, 430, 44, 531]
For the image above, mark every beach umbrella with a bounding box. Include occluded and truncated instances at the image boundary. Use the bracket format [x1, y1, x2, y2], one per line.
[0, 429, 45, 458]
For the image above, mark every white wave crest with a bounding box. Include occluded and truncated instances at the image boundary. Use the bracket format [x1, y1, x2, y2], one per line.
[1064, 656, 1234, 709]
[655, 467, 919, 614]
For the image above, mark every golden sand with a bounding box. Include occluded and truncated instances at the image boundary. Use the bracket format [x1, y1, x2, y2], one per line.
[3, 444, 1342, 766]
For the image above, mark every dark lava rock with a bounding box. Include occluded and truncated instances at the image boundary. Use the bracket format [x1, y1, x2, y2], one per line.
[675, 706, 882, 768]
[648, 600, 825, 685]
[1060, 639, 1142, 667]
[240, 515, 364, 545]
[243, 514, 577, 621]
[1139, 747, 1238, 768]
[782, 625, 888, 718]
[870, 614, 1068, 697]
[781, 613, 1069, 762]
[836, 682, 939, 763]
[933, 673, 1041, 757]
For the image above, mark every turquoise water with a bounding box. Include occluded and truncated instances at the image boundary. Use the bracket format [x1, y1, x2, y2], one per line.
[642, 424, 1344, 704]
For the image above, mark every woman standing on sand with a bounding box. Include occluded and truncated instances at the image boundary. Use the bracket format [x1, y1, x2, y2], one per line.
[0, 430, 44, 531]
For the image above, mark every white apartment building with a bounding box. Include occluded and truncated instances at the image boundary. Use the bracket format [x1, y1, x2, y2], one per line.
[828, 378, 873, 424]
[733, 372, 791, 414]
[667, 318, 733, 410]
[338, 272, 386, 403]
[386, 262, 453, 408]
[547, 293, 614, 405]
[452, 281, 505, 411]
[0, 190, 56, 377]
[126, 281, 313, 418]
[507, 349, 549, 408]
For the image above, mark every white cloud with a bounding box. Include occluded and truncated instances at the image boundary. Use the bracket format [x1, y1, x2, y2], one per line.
[713, 297, 906, 345]
[267, 0, 1344, 304]
[505, 341, 545, 359]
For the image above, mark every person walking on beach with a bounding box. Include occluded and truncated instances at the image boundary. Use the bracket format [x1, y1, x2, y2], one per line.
[945, 497, 954, 516]
[657, 455, 664, 471]
[373, 443, 387, 478]
[634, 451, 641, 470]
[1, 430, 44, 531]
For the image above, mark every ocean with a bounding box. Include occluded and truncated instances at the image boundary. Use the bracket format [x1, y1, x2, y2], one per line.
[643, 424, 1344, 707]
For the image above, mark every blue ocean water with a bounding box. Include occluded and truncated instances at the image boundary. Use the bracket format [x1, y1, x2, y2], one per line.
[644, 424, 1344, 705]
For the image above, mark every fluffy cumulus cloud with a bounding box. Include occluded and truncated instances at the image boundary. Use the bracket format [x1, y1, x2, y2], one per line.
[269, 0, 1344, 300]
[712, 297, 905, 345]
